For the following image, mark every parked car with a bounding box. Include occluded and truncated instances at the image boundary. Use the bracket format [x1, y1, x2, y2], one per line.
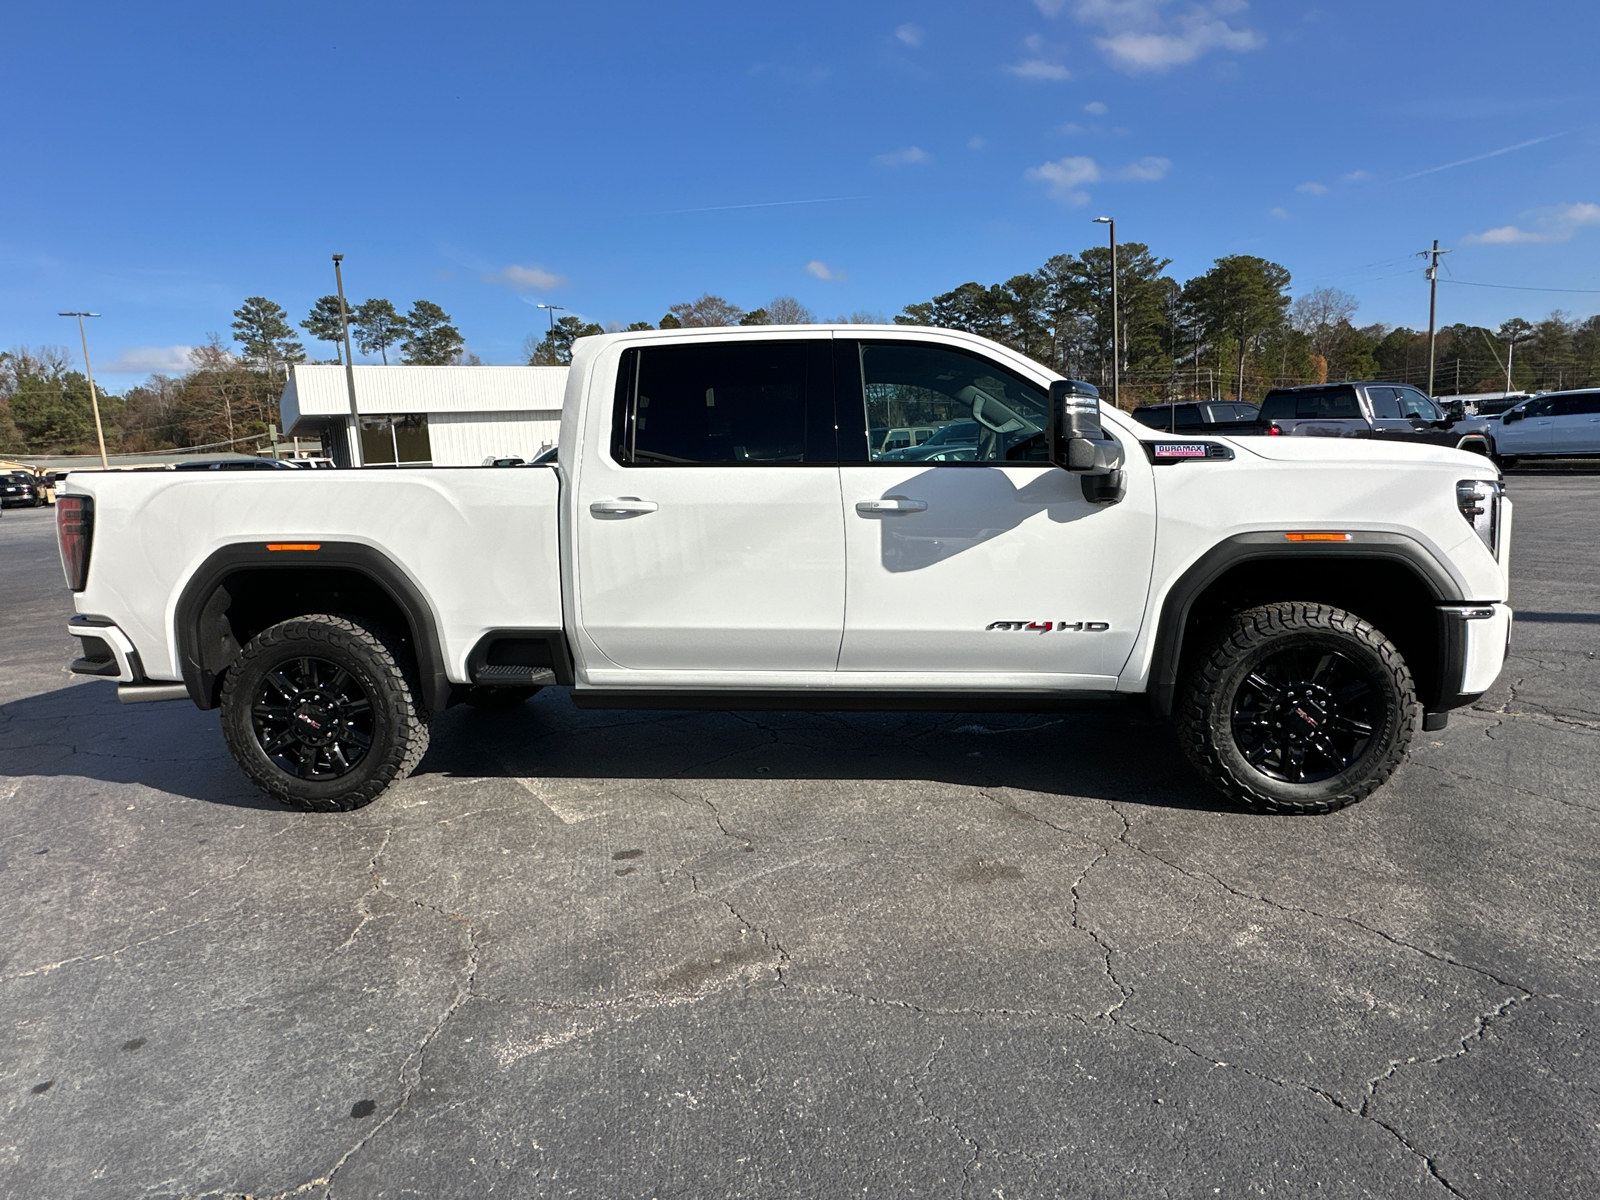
[58, 325, 1511, 818]
[0, 470, 49, 507]
[1222, 382, 1494, 454]
[1446, 391, 1532, 418]
[1131, 401, 1260, 432]
[878, 419, 982, 461]
[1486, 390, 1600, 466]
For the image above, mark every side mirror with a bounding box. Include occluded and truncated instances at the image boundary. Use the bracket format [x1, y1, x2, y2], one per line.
[1441, 401, 1465, 423]
[1502, 409, 1523, 424]
[1048, 379, 1126, 504]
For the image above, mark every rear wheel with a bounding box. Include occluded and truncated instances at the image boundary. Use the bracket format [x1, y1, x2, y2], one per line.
[220, 614, 430, 812]
[1176, 602, 1417, 815]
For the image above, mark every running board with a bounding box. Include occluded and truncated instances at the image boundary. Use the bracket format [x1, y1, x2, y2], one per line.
[118, 683, 191, 704]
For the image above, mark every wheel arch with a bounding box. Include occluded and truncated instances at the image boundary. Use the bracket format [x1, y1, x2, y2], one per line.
[174, 542, 451, 713]
[1148, 532, 1466, 718]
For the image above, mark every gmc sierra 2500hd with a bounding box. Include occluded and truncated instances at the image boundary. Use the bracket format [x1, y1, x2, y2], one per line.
[57, 325, 1512, 815]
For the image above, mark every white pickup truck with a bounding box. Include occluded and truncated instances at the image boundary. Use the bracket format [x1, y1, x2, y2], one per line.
[57, 325, 1513, 816]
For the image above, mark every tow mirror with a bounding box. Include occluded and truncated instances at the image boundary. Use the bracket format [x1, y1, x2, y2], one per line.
[1048, 379, 1126, 504]
[1502, 408, 1523, 424]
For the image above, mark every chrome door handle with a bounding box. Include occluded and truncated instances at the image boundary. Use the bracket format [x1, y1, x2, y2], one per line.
[855, 498, 928, 514]
[590, 497, 658, 516]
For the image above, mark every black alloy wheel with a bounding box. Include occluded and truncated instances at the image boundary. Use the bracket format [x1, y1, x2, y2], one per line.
[1177, 602, 1417, 815]
[220, 614, 430, 812]
[251, 655, 375, 780]
[1229, 647, 1379, 784]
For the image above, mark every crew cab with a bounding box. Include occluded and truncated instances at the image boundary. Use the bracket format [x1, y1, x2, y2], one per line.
[1243, 382, 1493, 455]
[57, 326, 1513, 816]
[1486, 389, 1600, 466]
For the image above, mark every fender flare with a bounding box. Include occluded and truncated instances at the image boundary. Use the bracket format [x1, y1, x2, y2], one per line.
[1146, 531, 1466, 717]
[173, 541, 451, 713]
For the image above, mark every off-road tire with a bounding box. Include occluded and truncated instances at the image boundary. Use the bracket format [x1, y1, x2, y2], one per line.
[220, 614, 430, 812]
[1176, 602, 1418, 815]
[462, 685, 541, 709]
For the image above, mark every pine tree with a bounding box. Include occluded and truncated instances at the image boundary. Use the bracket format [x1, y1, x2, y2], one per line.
[231, 297, 305, 367]
[399, 301, 464, 365]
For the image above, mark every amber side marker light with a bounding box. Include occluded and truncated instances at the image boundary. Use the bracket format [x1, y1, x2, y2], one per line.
[266, 543, 322, 551]
[1284, 532, 1352, 542]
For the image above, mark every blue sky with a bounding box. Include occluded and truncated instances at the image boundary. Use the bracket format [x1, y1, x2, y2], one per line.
[4, 0, 1598, 389]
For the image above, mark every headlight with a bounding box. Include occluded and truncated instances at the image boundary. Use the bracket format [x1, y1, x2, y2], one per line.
[1456, 479, 1503, 559]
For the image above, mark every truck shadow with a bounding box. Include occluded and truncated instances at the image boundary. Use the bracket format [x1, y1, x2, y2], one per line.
[0, 681, 1240, 814]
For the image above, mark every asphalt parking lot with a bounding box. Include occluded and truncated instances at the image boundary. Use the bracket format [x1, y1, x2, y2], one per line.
[1, 478, 1597, 1200]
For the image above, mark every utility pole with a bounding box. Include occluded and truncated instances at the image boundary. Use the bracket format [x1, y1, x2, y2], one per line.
[59, 312, 108, 467]
[332, 255, 362, 467]
[1420, 240, 1451, 396]
[1093, 217, 1118, 408]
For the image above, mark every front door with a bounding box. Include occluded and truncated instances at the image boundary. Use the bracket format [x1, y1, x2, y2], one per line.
[1496, 396, 1555, 456]
[573, 337, 846, 672]
[835, 338, 1156, 684]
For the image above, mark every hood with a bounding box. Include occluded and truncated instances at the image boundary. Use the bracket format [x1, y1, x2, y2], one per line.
[1214, 434, 1498, 472]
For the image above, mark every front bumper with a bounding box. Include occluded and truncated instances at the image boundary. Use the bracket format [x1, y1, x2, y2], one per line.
[1424, 603, 1512, 728]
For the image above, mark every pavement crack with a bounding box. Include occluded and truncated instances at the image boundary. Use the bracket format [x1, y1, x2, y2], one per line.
[281, 907, 483, 1200]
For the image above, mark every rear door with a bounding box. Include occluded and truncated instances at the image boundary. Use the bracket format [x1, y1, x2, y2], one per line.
[1548, 392, 1600, 454]
[835, 337, 1156, 683]
[572, 337, 847, 672]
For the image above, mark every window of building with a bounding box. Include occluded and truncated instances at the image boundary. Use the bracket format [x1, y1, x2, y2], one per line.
[359, 415, 432, 466]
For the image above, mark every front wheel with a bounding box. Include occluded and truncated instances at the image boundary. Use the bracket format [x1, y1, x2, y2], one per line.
[1176, 602, 1418, 815]
[220, 614, 431, 812]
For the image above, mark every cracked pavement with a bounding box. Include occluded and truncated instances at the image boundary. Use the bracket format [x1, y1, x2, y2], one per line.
[1, 475, 1597, 1199]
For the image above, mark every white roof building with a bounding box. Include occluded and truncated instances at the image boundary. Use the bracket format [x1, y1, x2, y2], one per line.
[279, 365, 568, 467]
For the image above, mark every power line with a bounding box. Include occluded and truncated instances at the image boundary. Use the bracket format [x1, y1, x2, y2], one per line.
[1440, 278, 1600, 295]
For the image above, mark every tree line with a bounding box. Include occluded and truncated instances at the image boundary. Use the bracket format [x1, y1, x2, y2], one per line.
[8, 264, 1600, 456]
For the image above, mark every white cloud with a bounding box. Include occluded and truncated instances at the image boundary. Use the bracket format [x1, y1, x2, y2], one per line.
[873, 146, 930, 166]
[1058, 122, 1086, 135]
[1026, 155, 1102, 205]
[806, 260, 847, 281]
[1006, 59, 1072, 81]
[1068, 0, 1265, 74]
[1114, 155, 1171, 181]
[1296, 181, 1328, 195]
[895, 23, 925, 46]
[100, 345, 195, 375]
[483, 264, 568, 292]
[1341, 169, 1372, 183]
[1463, 202, 1600, 245]
[1268, 206, 1289, 220]
[1083, 100, 1108, 114]
[967, 135, 987, 150]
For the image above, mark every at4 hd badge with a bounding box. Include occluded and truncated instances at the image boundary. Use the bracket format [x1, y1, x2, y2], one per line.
[986, 620, 1111, 633]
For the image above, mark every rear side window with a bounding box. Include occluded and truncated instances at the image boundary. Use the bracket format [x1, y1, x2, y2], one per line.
[1260, 387, 1360, 421]
[1552, 392, 1600, 416]
[613, 341, 829, 465]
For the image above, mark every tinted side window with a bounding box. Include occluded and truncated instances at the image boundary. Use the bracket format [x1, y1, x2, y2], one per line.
[620, 341, 817, 464]
[1553, 392, 1600, 416]
[857, 342, 1049, 463]
[1366, 387, 1403, 420]
[1526, 397, 1556, 418]
[1262, 388, 1360, 420]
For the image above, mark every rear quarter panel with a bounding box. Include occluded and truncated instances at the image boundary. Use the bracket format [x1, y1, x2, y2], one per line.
[66, 469, 562, 683]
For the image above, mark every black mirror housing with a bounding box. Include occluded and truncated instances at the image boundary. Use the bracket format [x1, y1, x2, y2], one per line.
[1048, 378, 1126, 504]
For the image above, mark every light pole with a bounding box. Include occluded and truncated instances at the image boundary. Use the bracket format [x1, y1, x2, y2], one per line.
[332, 255, 362, 467]
[59, 312, 108, 468]
[1093, 216, 1118, 409]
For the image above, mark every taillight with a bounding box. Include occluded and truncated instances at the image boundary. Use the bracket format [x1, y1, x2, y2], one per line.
[1266, 423, 1282, 436]
[57, 494, 94, 591]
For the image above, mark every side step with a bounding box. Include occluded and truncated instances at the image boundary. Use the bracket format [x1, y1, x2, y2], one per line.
[472, 664, 557, 686]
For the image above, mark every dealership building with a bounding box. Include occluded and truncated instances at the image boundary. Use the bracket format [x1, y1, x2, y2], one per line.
[278, 364, 568, 467]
